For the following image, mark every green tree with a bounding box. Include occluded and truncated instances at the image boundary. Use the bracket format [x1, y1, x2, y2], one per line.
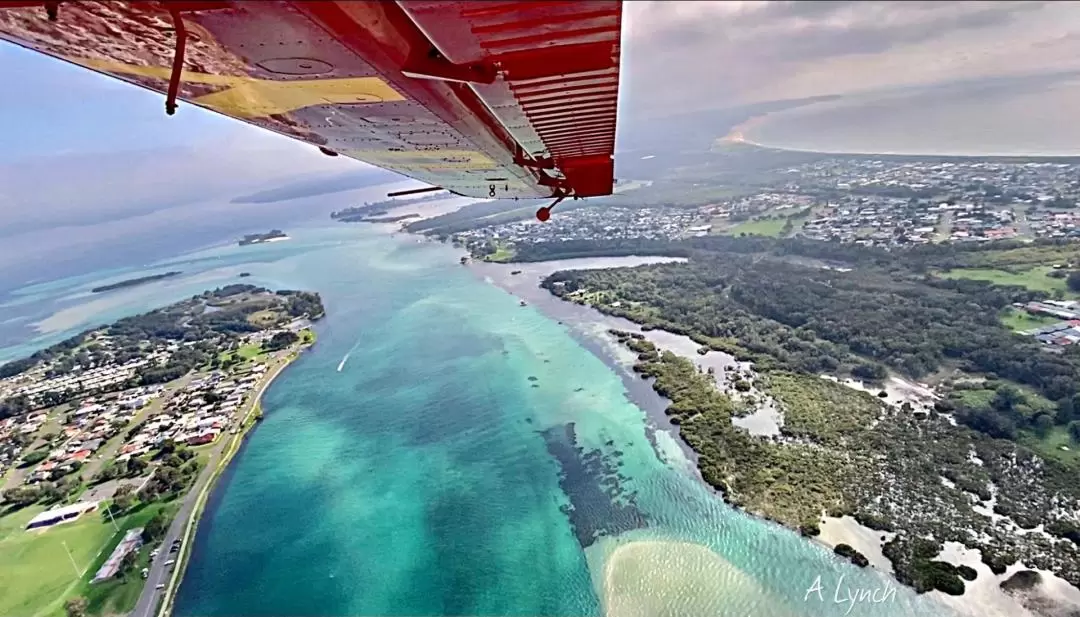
[1067, 271, 1080, 293]
[1069, 421, 1080, 443]
[18, 449, 49, 467]
[2, 486, 41, 507]
[118, 550, 139, 578]
[262, 331, 299, 351]
[141, 511, 169, 543]
[159, 439, 177, 456]
[125, 456, 148, 477]
[64, 597, 88, 617]
[1032, 413, 1055, 438]
[111, 490, 135, 514]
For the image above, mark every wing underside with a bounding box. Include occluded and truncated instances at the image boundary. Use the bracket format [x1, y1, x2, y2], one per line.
[0, 0, 622, 200]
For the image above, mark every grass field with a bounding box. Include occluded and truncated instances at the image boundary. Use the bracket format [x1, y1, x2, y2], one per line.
[0, 501, 175, 617]
[483, 244, 516, 263]
[723, 217, 787, 237]
[937, 266, 1075, 296]
[218, 342, 264, 363]
[1020, 426, 1080, 468]
[245, 310, 279, 328]
[999, 308, 1064, 332]
[957, 244, 1078, 269]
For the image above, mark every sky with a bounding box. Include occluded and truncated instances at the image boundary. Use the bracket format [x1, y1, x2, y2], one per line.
[620, 1, 1080, 118]
[1, 1, 1080, 282]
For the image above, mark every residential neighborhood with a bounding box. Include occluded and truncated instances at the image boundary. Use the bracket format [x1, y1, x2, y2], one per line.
[450, 157, 1080, 252]
[0, 286, 324, 617]
[1, 338, 289, 499]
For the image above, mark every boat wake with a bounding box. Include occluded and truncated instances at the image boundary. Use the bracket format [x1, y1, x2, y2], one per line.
[337, 353, 350, 372]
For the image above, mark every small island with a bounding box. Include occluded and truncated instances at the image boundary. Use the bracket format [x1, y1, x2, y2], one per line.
[90, 271, 182, 293]
[331, 191, 447, 223]
[362, 214, 419, 223]
[238, 230, 289, 246]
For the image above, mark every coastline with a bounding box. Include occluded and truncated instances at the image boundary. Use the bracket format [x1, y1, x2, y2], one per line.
[721, 121, 1080, 160]
[154, 338, 313, 617]
[458, 249, 1080, 617]
[720, 114, 1080, 160]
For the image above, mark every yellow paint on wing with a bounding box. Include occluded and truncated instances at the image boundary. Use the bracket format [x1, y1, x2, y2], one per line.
[348, 149, 500, 172]
[69, 57, 405, 118]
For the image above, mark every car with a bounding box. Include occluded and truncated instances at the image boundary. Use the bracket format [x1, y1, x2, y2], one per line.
[155, 584, 165, 590]
[164, 559, 176, 566]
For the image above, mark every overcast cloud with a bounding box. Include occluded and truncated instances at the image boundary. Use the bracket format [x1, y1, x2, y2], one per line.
[621, 1, 1080, 118]
[3, 0, 1080, 244]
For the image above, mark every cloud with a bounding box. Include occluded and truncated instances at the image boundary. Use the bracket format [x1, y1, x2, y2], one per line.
[621, 1, 1080, 118]
[0, 127, 363, 236]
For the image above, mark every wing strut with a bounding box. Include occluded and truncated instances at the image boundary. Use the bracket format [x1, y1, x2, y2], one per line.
[164, 9, 188, 116]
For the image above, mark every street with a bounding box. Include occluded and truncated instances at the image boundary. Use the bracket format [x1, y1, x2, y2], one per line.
[129, 351, 291, 617]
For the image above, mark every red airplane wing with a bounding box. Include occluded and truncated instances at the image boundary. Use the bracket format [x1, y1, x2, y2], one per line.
[0, 1, 621, 200]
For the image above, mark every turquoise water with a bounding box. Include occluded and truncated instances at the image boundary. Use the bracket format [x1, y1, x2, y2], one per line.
[2, 226, 953, 616]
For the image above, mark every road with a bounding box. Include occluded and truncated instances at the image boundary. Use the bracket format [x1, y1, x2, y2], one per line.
[130, 351, 291, 617]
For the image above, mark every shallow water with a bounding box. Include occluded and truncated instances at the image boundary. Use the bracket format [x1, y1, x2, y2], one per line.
[1, 226, 954, 616]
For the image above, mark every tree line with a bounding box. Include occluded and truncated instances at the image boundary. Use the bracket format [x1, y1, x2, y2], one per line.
[541, 235, 1080, 444]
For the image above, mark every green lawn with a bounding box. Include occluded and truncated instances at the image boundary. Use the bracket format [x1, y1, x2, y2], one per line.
[0, 501, 175, 617]
[999, 308, 1063, 332]
[952, 387, 997, 411]
[723, 217, 787, 237]
[938, 266, 1075, 296]
[483, 244, 515, 263]
[219, 342, 264, 363]
[1020, 426, 1080, 468]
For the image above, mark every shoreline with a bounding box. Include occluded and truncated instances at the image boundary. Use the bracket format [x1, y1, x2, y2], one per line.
[154, 338, 313, 617]
[457, 247, 1080, 617]
[722, 115, 1080, 160]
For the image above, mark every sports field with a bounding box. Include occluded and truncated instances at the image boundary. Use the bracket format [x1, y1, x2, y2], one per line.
[722, 217, 787, 237]
[999, 307, 1063, 332]
[0, 501, 171, 617]
[938, 266, 1075, 296]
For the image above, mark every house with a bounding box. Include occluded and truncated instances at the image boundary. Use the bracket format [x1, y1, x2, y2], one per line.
[186, 431, 218, 446]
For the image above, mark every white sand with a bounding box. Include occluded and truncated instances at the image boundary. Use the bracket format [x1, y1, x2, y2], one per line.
[820, 374, 938, 412]
[932, 541, 1080, 617]
[600, 540, 799, 617]
[818, 515, 895, 574]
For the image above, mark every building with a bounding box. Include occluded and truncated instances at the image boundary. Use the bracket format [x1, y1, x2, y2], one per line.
[92, 528, 144, 583]
[25, 501, 99, 530]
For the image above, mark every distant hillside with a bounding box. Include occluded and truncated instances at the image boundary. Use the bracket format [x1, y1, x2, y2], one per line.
[230, 168, 397, 204]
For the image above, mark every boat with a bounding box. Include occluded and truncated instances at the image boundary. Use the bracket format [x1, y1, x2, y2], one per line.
[519, 300, 528, 307]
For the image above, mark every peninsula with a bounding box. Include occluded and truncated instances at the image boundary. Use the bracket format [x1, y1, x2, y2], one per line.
[331, 191, 447, 223]
[91, 271, 182, 293]
[0, 284, 323, 617]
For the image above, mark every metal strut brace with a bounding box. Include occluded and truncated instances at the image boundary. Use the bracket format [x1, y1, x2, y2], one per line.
[165, 9, 188, 116]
